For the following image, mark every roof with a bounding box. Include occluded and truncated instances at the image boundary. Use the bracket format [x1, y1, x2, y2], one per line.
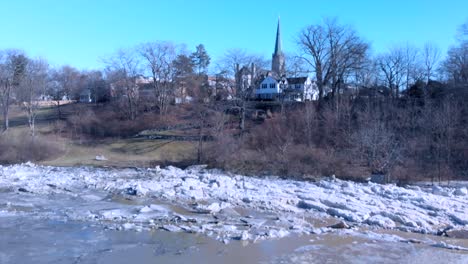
[259, 76, 279, 83]
[286, 77, 308, 84]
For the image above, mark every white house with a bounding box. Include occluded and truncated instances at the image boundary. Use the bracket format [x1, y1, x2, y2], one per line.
[254, 76, 318, 101]
[284, 77, 318, 101]
[255, 76, 282, 100]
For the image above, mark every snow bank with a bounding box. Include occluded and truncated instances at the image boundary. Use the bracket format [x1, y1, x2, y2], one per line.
[0, 163, 467, 241]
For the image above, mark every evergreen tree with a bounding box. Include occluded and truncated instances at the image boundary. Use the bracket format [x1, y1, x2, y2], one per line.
[191, 44, 210, 75]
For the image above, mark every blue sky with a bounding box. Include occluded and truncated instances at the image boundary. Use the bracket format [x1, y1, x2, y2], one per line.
[0, 0, 466, 71]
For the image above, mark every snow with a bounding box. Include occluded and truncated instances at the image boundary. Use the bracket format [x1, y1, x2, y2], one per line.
[0, 163, 467, 242]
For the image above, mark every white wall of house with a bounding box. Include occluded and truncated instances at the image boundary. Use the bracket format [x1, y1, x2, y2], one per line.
[285, 77, 319, 101]
[255, 76, 281, 99]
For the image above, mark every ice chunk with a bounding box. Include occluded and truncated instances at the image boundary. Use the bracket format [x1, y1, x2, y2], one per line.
[366, 215, 396, 228]
[454, 187, 467, 196]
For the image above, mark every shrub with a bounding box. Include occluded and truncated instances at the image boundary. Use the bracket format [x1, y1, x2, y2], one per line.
[0, 130, 65, 164]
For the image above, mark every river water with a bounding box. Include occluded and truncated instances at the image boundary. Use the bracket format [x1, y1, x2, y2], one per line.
[1, 212, 468, 263]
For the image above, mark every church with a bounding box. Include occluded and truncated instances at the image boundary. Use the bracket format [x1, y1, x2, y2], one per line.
[254, 19, 318, 101]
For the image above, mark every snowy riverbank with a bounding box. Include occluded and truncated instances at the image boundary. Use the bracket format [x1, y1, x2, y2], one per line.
[0, 163, 467, 243]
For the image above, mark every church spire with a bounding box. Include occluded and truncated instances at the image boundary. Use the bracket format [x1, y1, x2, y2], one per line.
[274, 17, 283, 55]
[272, 17, 285, 76]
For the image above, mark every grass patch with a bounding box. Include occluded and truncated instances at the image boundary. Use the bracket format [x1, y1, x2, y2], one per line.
[41, 138, 197, 167]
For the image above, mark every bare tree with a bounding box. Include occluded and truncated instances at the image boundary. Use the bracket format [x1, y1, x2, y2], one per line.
[441, 21, 468, 84]
[422, 42, 441, 83]
[297, 17, 369, 102]
[376, 47, 406, 98]
[49, 65, 81, 119]
[441, 44, 468, 84]
[0, 51, 12, 132]
[0, 50, 28, 131]
[285, 53, 309, 77]
[403, 44, 424, 90]
[105, 49, 141, 120]
[349, 55, 378, 88]
[18, 58, 49, 137]
[425, 98, 460, 184]
[217, 49, 267, 132]
[216, 48, 269, 78]
[82, 70, 108, 103]
[138, 42, 177, 115]
[353, 114, 401, 181]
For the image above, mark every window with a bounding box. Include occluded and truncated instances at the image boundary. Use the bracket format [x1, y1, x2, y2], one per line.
[261, 83, 267, 89]
[295, 84, 301, 89]
[270, 83, 276, 88]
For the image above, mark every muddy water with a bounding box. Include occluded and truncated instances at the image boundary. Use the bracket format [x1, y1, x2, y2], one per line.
[0, 190, 467, 263]
[1, 215, 467, 264]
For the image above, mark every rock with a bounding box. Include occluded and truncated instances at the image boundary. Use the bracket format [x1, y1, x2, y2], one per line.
[436, 226, 454, 236]
[242, 197, 251, 203]
[125, 187, 137, 196]
[370, 174, 386, 184]
[328, 221, 350, 229]
[402, 238, 423, 244]
[18, 187, 29, 193]
[95, 155, 108, 161]
[233, 231, 250, 241]
[454, 187, 467, 196]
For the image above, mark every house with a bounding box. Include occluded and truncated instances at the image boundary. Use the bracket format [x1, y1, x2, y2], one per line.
[235, 64, 257, 98]
[255, 75, 283, 100]
[255, 75, 318, 101]
[284, 77, 318, 101]
[79, 89, 92, 103]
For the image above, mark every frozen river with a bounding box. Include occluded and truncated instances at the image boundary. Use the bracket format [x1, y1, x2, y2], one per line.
[2, 215, 468, 263]
[1, 164, 467, 263]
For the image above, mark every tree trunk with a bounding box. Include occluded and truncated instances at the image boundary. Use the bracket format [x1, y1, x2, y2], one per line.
[1, 84, 11, 131]
[197, 120, 204, 163]
[2, 106, 9, 131]
[56, 100, 62, 120]
[239, 101, 245, 133]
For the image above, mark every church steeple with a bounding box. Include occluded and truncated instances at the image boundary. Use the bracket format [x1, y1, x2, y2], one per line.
[272, 17, 285, 77]
[274, 17, 283, 55]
